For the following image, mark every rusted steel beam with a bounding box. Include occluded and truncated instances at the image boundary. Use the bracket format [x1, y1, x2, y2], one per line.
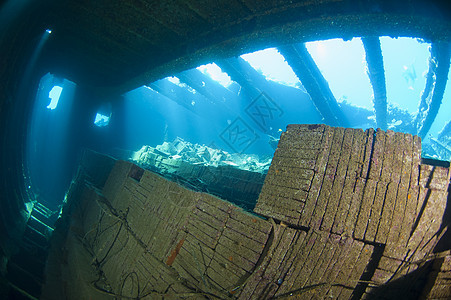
[417, 42, 450, 139]
[278, 43, 349, 127]
[148, 78, 201, 114]
[415, 46, 436, 130]
[215, 57, 265, 100]
[362, 36, 388, 130]
[176, 68, 236, 103]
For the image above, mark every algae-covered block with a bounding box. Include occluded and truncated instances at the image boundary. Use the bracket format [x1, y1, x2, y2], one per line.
[102, 160, 133, 201]
[47, 125, 451, 299]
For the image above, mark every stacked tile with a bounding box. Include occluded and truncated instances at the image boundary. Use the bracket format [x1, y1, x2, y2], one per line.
[170, 193, 232, 293]
[75, 189, 182, 297]
[364, 164, 450, 297]
[405, 165, 450, 261]
[255, 124, 331, 225]
[175, 159, 266, 209]
[237, 225, 305, 299]
[85, 160, 275, 298]
[421, 251, 451, 299]
[79, 149, 116, 188]
[237, 228, 374, 299]
[200, 165, 266, 209]
[255, 125, 447, 242]
[67, 124, 450, 299]
[255, 124, 387, 236]
[131, 171, 195, 261]
[255, 124, 450, 298]
[170, 194, 272, 296]
[81, 162, 195, 297]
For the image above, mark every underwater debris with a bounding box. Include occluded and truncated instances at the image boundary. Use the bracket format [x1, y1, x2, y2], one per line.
[130, 137, 270, 210]
[422, 120, 451, 161]
[132, 137, 272, 173]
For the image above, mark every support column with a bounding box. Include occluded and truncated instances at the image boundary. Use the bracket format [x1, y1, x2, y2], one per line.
[362, 36, 388, 130]
[176, 68, 236, 103]
[215, 57, 264, 100]
[417, 42, 450, 139]
[278, 44, 349, 127]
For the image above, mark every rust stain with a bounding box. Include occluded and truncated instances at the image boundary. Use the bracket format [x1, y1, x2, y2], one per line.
[407, 193, 411, 200]
[166, 238, 185, 266]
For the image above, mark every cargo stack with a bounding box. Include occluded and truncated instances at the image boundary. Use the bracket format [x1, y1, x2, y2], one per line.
[255, 124, 450, 299]
[42, 125, 450, 299]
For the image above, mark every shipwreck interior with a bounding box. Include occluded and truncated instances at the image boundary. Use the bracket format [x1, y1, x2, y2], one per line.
[1, 0, 451, 299]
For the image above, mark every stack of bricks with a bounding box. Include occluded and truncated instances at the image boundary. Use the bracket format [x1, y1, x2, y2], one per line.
[420, 252, 451, 298]
[56, 124, 449, 299]
[255, 124, 450, 299]
[76, 160, 274, 298]
[176, 162, 266, 210]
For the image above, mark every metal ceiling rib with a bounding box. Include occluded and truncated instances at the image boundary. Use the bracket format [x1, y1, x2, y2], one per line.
[177, 68, 236, 103]
[157, 37, 449, 143]
[40, 0, 451, 91]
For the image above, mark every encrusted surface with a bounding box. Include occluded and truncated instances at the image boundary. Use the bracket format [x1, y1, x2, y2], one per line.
[44, 125, 450, 299]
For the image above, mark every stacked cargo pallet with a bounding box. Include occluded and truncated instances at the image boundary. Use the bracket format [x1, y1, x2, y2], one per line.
[64, 160, 274, 298]
[176, 163, 266, 210]
[43, 125, 450, 299]
[255, 124, 450, 299]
